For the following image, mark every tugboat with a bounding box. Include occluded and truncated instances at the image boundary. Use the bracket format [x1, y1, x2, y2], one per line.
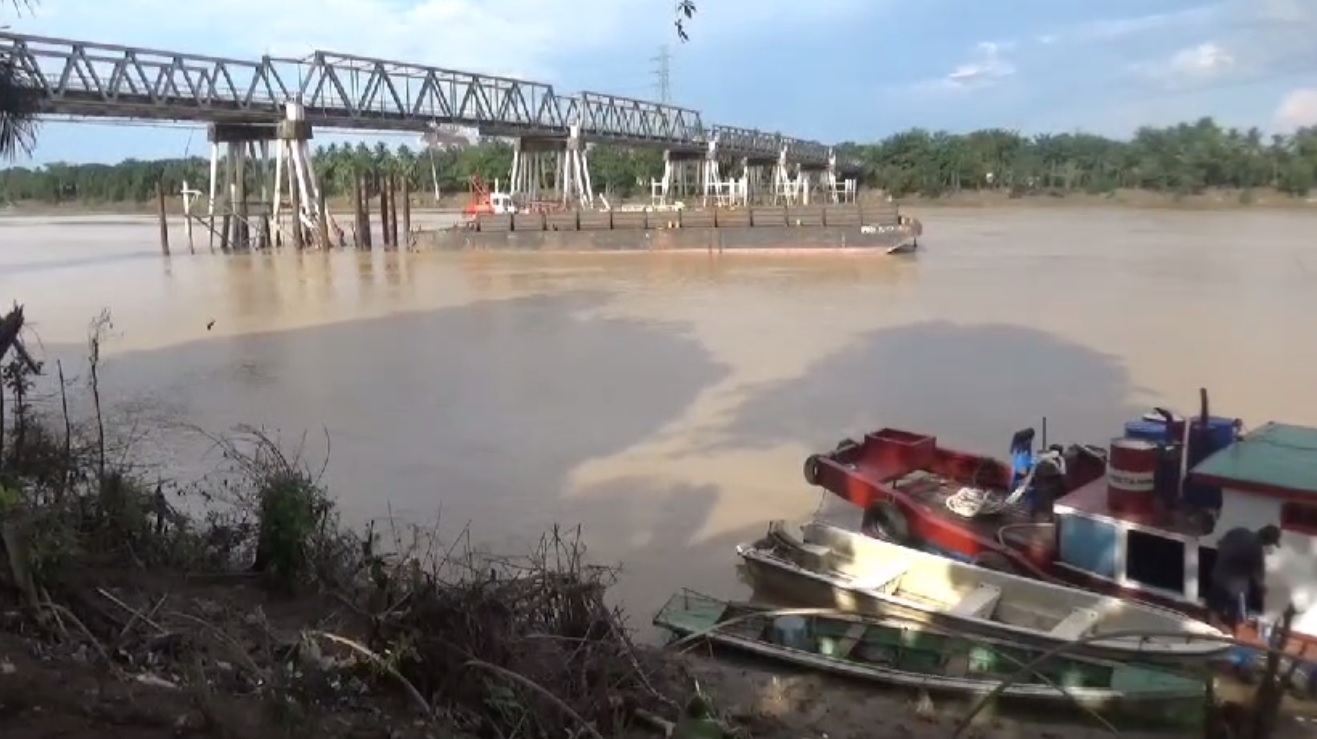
[802, 388, 1317, 687]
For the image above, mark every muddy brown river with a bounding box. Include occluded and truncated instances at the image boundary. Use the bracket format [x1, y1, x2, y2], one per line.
[4, 207, 1316, 622]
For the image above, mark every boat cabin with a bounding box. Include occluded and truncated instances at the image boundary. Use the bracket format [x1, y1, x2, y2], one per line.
[1052, 421, 1317, 640]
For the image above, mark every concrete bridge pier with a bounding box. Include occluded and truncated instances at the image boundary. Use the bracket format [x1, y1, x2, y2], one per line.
[823, 149, 858, 203]
[509, 136, 561, 204]
[699, 139, 748, 207]
[771, 145, 808, 205]
[508, 124, 594, 209]
[798, 160, 830, 206]
[740, 154, 777, 205]
[651, 148, 703, 207]
[271, 101, 333, 248]
[206, 123, 277, 252]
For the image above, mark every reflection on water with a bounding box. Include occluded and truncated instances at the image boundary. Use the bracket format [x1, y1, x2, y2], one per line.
[2, 207, 1317, 624]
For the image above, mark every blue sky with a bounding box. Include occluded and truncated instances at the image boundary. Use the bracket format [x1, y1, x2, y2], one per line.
[8, 0, 1317, 165]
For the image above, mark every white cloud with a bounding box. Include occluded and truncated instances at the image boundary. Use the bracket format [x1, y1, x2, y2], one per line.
[1133, 42, 1235, 86]
[942, 42, 1016, 90]
[1275, 88, 1317, 131]
[1122, 0, 1317, 90]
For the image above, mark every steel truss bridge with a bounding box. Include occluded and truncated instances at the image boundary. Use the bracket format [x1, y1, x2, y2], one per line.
[0, 32, 859, 171]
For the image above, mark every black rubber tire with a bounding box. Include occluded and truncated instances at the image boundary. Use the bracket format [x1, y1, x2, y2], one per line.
[973, 551, 1019, 575]
[861, 501, 911, 545]
[803, 454, 823, 486]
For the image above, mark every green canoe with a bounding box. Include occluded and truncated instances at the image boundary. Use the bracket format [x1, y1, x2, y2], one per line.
[655, 590, 1206, 726]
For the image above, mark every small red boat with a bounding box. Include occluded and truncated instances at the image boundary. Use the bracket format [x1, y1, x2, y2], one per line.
[803, 388, 1317, 683]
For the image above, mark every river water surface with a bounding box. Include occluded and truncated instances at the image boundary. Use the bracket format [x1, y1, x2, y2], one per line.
[3, 207, 1316, 620]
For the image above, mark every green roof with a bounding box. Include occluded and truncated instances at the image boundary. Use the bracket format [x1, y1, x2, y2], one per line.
[1192, 422, 1317, 496]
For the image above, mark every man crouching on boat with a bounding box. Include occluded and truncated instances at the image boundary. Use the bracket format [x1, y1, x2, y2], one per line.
[1208, 524, 1281, 634]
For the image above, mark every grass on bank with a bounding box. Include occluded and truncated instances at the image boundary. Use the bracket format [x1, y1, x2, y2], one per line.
[0, 305, 727, 739]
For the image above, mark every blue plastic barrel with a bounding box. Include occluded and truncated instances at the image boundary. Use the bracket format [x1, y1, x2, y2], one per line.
[1125, 420, 1170, 443]
[1187, 416, 1238, 466]
[1183, 416, 1236, 509]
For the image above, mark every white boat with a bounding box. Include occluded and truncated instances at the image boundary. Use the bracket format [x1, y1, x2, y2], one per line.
[735, 520, 1229, 665]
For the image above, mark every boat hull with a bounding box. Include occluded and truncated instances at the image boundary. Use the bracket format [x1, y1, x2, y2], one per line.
[654, 590, 1205, 728]
[417, 223, 919, 252]
[736, 522, 1227, 667]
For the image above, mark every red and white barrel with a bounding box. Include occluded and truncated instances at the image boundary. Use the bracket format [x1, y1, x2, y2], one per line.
[1107, 437, 1159, 514]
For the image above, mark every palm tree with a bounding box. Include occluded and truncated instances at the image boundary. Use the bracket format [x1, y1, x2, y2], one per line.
[0, 0, 41, 160]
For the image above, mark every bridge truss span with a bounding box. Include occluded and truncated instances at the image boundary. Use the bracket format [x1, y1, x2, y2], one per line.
[0, 30, 860, 169]
[299, 50, 566, 136]
[577, 91, 704, 147]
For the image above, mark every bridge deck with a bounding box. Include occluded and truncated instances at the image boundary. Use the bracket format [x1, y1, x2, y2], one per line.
[0, 31, 861, 169]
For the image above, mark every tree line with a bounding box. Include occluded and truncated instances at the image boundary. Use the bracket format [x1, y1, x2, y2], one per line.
[2, 117, 1316, 204]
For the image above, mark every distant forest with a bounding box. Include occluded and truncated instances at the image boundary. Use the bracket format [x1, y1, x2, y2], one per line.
[1, 117, 1315, 204]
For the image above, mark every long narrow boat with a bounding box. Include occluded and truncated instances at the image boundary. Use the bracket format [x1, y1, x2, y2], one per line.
[735, 520, 1228, 665]
[654, 590, 1205, 726]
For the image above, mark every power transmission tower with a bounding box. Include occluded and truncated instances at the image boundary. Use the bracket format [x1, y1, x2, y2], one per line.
[651, 45, 672, 104]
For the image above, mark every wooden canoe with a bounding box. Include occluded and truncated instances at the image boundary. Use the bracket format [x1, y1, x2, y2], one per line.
[654, 589, 1205, 724]
[735, 520, 1229, 665]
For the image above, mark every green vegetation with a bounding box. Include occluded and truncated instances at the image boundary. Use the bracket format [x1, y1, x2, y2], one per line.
[3, 117, 1316, 205]
[0, 305, 727, 738]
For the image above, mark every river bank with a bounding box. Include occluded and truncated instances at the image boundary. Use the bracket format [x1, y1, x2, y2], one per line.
[901, 188, 1317, 210]
[3, 186, 1316, 219]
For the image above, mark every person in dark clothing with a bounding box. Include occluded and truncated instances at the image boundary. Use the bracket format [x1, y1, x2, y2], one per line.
[1208, 525, 1281, 631]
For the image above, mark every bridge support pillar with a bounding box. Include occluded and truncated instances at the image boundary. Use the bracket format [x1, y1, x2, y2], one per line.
[771, 145, 804, 205]
[698, 138, 747, 207]
[509, 124, 594, 209]
[206, 123, 278, 252]
[823, 149, 857, 204]
[741, 155, 776, 205]
[799, 162, 829, 206]
[651, 149, 703, 207]
[272, 102, 334, 248]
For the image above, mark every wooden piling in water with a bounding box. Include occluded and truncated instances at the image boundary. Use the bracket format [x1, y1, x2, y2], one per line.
[235, 166, 250, 251]
[387, 173, 400, 248]
[358, 174, 373, 249]
[220, 214, 232, 253]
[155, 182, 170, 256]
[351, 177, 364, 248]
[317, 191, 330, 249]
[379, 173, 391, 248]
[401, 177, 411, 248]
[290, 182, 304, 250]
